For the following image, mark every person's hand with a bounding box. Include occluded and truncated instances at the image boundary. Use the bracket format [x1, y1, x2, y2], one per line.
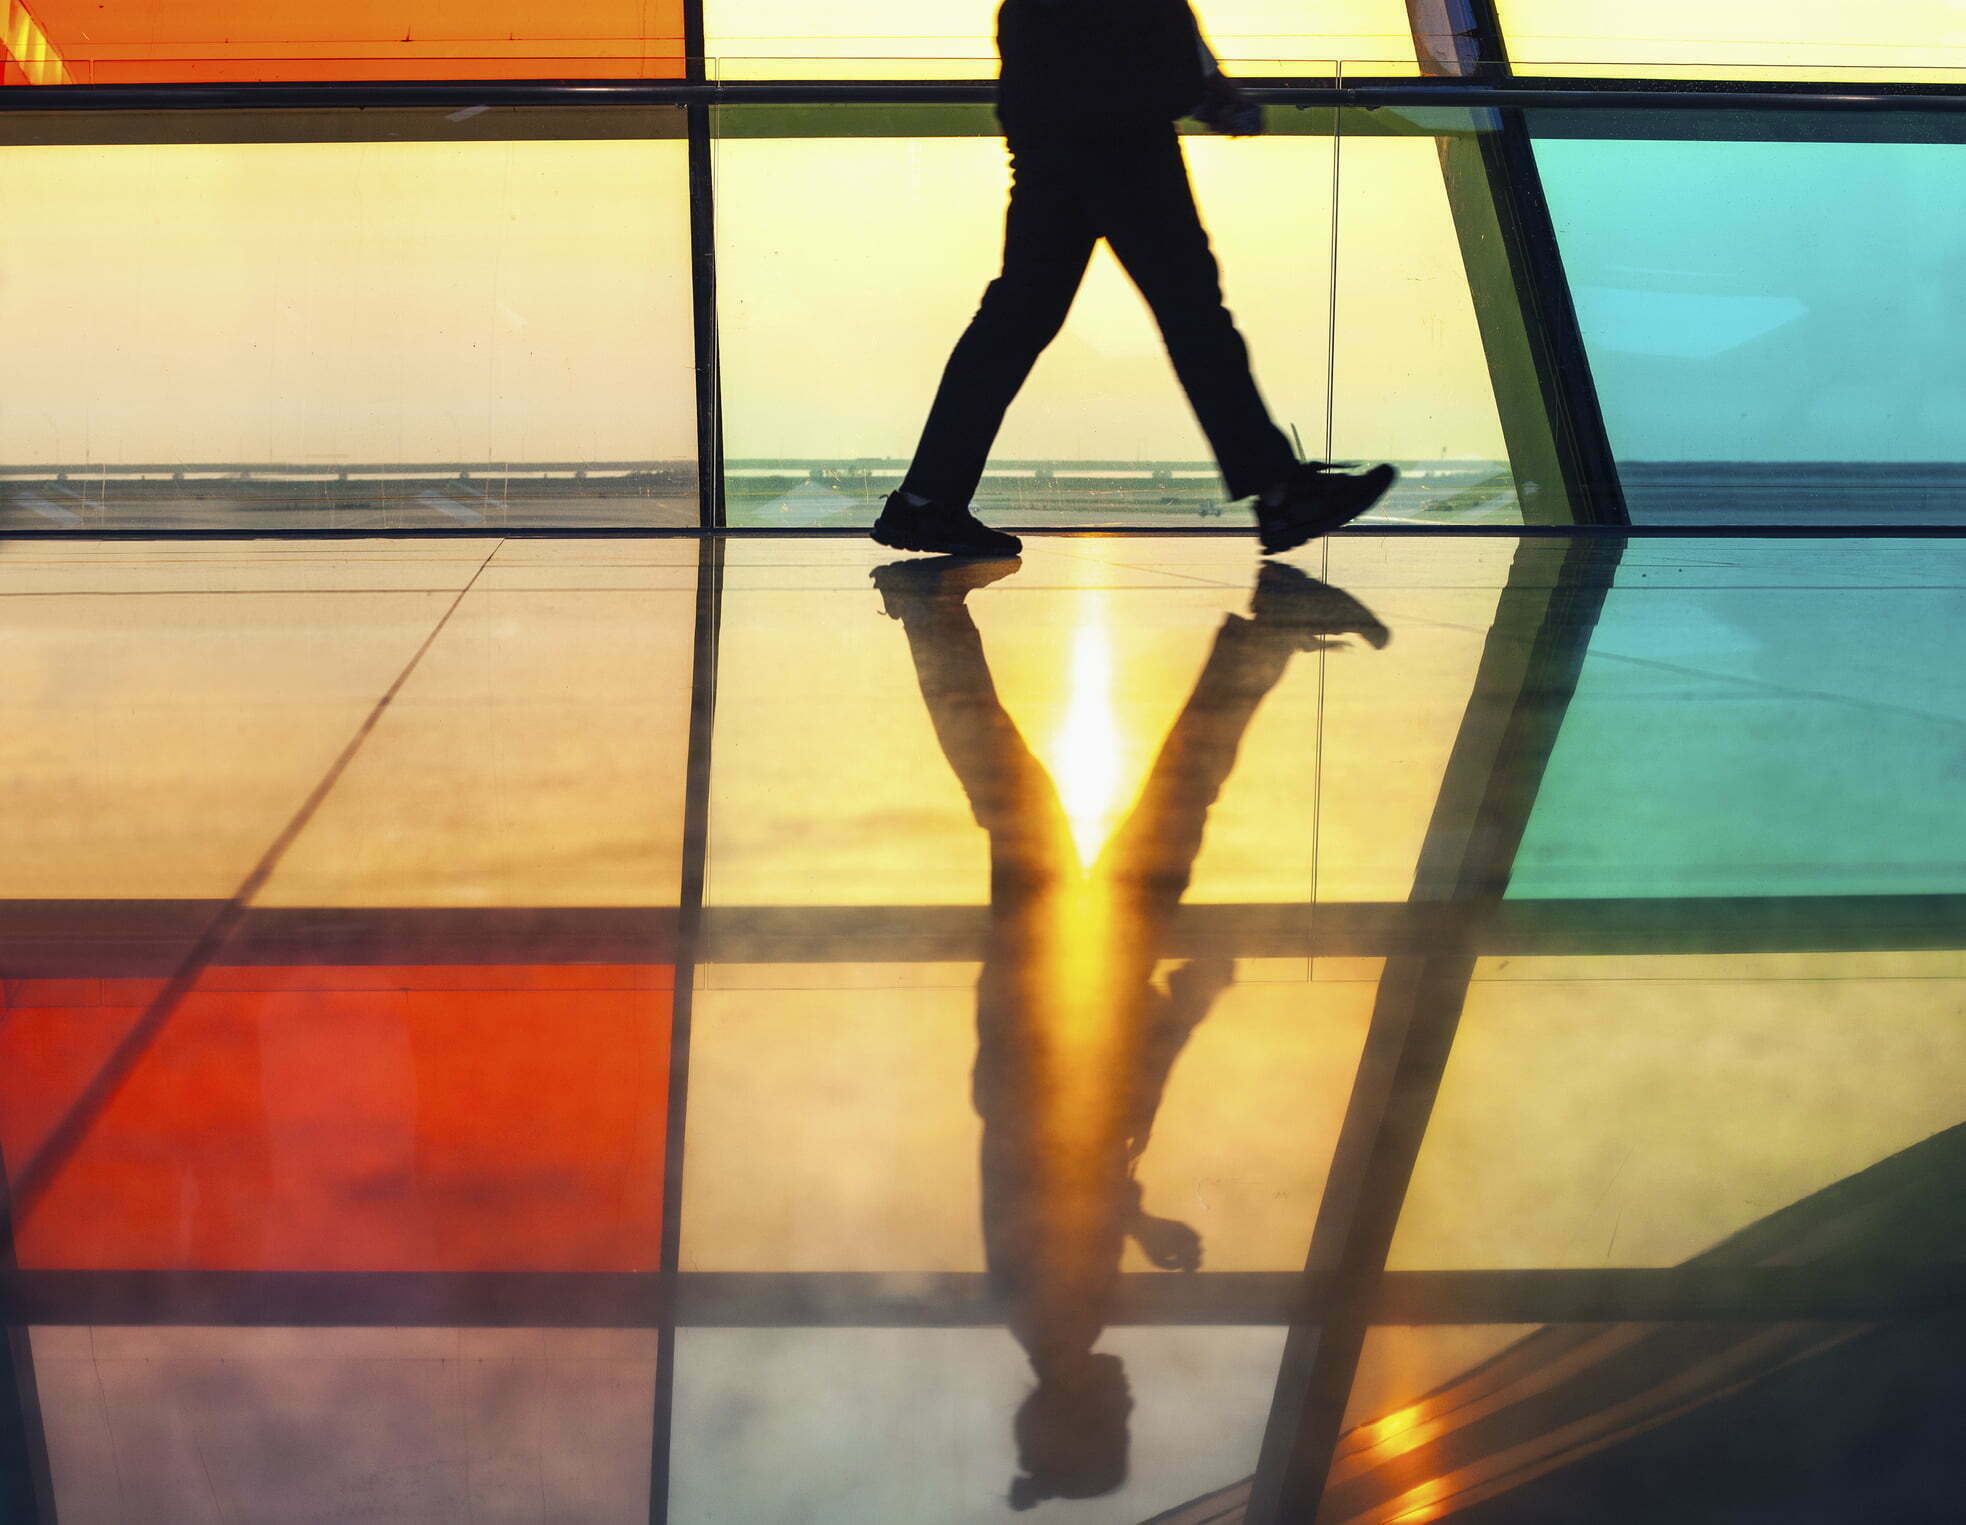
[1132, 1213, 1204, 1272]
[1194, 74, 1264, 137]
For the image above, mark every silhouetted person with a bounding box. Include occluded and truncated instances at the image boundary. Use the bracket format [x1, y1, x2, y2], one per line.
[872, 0, 1397, 560]
[873, 555, 1391, 1507]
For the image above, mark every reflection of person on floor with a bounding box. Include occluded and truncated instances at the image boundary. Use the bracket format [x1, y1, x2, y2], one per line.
[871, 0, 1397, 561]
[874, 556, 1392, 1508]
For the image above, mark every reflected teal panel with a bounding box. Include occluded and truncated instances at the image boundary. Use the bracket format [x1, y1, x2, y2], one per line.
[1511, 542, 1966, 898]
[1530, 122, 1966, 525]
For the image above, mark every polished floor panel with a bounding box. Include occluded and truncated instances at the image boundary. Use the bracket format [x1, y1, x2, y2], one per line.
[3, 533, 1964, 1523]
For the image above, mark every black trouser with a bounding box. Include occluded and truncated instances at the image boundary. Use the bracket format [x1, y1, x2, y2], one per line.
[900, 125, 1298, 507]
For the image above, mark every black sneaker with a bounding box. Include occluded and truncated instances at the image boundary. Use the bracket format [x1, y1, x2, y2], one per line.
[871, 491, 1022, 557]
[1248, 563, 1392, 650]
[1254, 462, 1398, 555]
[872, 555, 1022, 619]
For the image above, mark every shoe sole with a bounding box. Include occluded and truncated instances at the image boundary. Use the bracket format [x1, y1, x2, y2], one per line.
[870, 518, 1022, 558]
[1259, 466, 1398, 555]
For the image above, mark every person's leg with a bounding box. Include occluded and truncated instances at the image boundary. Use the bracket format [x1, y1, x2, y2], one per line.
[899, 147, 1101, 507]
[874, 558, 1073, 873]
[1099, 565, 1391, 912]
[1092, 130, 1298, 503]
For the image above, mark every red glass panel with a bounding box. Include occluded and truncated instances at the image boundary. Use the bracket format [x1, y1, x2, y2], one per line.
[0, 964, 673, 1271]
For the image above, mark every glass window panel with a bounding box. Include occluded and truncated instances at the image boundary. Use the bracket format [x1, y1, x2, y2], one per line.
[1389, 954, 1966, 1271]
[718, 111, 1522, 530]
[1330, 124, 1526, 527]
[31, 1326, 657, 1519]
[715, 114, 1337, 529]
[1496, 0, 1966, 81]
[0, 132, 697, 532]
[1530, 126, 1966, 528]
[1511, 542, 1966, 896]
[15, 1, 685, 83]
[706, 0, 1422, 80]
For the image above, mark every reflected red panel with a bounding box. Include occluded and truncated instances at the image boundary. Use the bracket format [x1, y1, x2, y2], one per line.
[17, 2, 688, 83]
[0, 964, 672, 1272]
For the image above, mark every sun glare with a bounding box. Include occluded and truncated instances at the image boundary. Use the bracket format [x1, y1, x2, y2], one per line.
[1051, 590, 1128, 868]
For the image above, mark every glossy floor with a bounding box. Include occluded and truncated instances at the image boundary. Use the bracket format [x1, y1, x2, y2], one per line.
[2, 532, 1963, 1523]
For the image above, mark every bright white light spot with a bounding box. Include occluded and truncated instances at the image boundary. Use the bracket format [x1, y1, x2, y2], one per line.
[1052, 591, 1124, 868]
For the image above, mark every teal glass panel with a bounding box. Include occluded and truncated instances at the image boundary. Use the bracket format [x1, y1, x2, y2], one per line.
[1529, 116, 1966, 526]
[1511, 541, 1966, 898]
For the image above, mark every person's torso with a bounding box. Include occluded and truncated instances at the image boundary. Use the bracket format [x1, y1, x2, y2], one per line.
[996, 0, 1207, 143]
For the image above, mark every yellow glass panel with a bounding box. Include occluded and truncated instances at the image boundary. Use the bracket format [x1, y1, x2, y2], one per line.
[258, 577, 699, 910]
[0, 580, 465, 900]
[1389, 954, 1966, 1270]
[706, 0, 1421, 79]
[1498, 0, 1966, 81]
[1330, 132, 1521, 520]
[708, 577, 1315, 906]
[681, 968, 1370, 1272]
[0, 542, 694, 906]
[0, 139, 696, 474]
[1316, 541, 1515, 901]
[715, 126, 1336, 518]
[706, 538, 1512, 909]
[717, 115, 1519, 527]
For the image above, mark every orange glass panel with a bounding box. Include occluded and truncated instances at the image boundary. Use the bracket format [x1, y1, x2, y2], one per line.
[20, 1, 685, 83]
[0, 963, 672, 1271]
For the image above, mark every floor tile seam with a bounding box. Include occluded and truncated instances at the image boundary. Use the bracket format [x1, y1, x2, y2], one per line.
[0, 548, 500, 557]
[0, 556, 503, 566]
[1569, 648, 1966, 728]
[687, 969, 1966, 985]
[0, 557, 495, 568]
[0, 588, 490, 598]
[1354, 611, 1966, 727]
[1465, 974, 1966, 986]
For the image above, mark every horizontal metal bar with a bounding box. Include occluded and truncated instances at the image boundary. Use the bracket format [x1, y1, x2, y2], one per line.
[7, 1265, 1963, 1328]
[5, 524, 1966, 542]
[6, 896, 1962, 979]
[8, 75, 1966, 115]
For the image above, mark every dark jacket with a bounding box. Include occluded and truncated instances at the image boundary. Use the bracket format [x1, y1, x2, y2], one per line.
[995, 0, 1209, 146]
